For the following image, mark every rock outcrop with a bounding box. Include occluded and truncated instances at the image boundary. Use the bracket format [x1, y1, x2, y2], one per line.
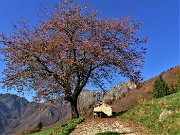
[159, 109, 173, 121]
[78, 81, 136, 116]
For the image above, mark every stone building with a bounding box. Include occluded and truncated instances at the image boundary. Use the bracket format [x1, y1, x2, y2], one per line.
[93, 102, 112, 118]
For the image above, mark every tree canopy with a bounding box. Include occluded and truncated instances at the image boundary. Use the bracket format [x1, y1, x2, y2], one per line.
[0, 0, 146, 118]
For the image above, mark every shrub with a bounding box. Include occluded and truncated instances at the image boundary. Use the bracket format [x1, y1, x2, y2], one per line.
[29, 126, 41, 134]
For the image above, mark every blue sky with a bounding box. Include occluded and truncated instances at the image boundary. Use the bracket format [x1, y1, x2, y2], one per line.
[0, 0, 179, 101]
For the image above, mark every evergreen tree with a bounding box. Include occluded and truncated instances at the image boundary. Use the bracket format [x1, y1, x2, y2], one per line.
[153, 75, 169, 98]
[37, 122, 43, 130]
[177, 73, 180, 92]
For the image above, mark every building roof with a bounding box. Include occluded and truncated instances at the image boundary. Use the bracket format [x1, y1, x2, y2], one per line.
[93, 102, 112, 108]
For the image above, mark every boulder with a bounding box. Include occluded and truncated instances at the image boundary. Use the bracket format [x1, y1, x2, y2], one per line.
[159, 109, 173, 121]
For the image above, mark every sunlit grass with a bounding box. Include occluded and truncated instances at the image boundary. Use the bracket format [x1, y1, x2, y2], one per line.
[118, 91, 180, 135]
[31, 117, 84, 135]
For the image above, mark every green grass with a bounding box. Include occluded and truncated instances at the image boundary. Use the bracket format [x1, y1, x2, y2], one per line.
[118, 91, 180, 135]
[96, 131, 120, 135]
[56, 117, 84, 135]
[31, 117, 84, 135]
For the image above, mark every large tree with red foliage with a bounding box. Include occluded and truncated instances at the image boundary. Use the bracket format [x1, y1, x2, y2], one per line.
[0, 0, 146, 118]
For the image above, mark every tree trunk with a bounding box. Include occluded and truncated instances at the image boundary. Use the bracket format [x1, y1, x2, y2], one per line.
[70, 98, 79, 118]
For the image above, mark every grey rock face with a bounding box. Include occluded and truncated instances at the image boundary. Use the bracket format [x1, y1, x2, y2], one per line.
[78, 81, 136, 112]
[103, 81, 136, 101]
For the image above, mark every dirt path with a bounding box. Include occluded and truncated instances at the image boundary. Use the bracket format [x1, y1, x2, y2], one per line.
[69, 118, 153, 135]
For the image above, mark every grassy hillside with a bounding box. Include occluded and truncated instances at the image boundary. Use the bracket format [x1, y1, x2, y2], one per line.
[110, 66, 180, 113]
[118, 91, 180, 135]
[29, 117, 84, 135]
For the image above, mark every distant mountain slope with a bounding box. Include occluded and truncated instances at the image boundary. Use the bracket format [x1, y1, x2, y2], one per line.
[0, 94, 28, 134]
[0, 94, 70, 135]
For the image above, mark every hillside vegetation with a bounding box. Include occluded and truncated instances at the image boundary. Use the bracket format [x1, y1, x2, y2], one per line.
[118, 91, 180, 135]
[30, 117, 84, 135]
[110, 66, 180, 113]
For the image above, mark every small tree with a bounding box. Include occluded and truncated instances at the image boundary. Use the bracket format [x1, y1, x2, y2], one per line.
[37, 121, 43, 130]
[153, 75, 169, 98]
[177, 72, 180, 92]
[0, 0, 146, 118]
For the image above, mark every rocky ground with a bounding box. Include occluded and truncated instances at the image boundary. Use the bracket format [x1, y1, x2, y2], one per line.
[69, 118, 153, 135]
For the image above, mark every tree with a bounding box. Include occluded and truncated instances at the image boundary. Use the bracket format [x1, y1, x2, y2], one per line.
[152, 75, 169, 98]
[177, 72, 180, 92]
[0, 0, 146, 118]
[37, 122, 43, 130]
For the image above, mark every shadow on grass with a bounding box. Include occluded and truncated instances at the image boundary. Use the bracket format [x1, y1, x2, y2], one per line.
[111, 110, 128, 118]
[96, 131, 120, 135]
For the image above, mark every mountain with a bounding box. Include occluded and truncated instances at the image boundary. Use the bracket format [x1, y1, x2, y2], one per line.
[0, 94, 70, 135]
[0, 94, 29, 134]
